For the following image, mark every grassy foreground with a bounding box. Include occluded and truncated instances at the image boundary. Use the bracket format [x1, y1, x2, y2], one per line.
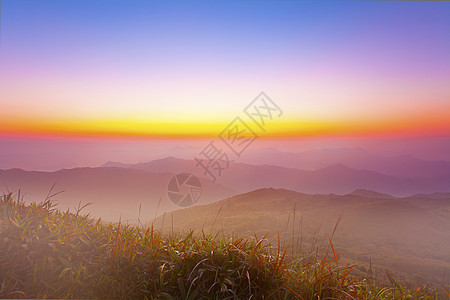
[0, 192, 447, 299]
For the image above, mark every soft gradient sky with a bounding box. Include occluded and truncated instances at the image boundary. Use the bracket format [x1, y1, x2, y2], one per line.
[1, 0, 449, 137]
[0, 0, 449, 169]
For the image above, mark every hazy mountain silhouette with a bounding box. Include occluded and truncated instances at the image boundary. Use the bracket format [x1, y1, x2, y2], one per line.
[102, 157, 450, 196]
[241, 147, 450, 179]
[347, 188, 394, 198]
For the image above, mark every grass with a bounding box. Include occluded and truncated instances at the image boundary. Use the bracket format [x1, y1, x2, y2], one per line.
[0, 192, 448, 299]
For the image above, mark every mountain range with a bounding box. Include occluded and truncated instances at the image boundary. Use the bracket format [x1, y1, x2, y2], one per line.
[103, 155, 450, 196]
[159, 147, 450, 179]
[1, 148, 449, 223]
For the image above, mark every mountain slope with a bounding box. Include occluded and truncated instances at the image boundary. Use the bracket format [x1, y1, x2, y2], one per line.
[0, 167, 235, 222]
[155, 188, 450, 284]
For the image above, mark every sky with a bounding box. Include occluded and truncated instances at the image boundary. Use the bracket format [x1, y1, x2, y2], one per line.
[0, 0, 450, 169]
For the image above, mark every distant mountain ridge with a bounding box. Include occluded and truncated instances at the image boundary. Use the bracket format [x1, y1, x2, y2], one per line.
[240, 147, 450, 179]
[346, 189, 394, 199]
[102, 156, 450, 197]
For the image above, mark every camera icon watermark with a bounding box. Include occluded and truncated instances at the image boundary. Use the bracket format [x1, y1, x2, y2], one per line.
[167, 173, 202, 208]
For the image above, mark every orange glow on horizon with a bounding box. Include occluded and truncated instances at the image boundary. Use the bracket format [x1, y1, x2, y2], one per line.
[1, 108, 449, 140]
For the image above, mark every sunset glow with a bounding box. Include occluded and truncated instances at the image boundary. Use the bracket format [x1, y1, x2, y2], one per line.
[1, 108, 449, 139]
[1, 0, 449, 141]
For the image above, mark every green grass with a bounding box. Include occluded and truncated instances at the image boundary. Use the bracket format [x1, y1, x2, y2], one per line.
[0, 192, 448, 299]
